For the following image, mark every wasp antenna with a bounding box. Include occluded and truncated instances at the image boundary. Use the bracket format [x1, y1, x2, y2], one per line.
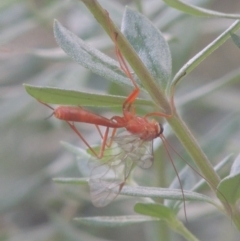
[161, 134, 233, 219]
[45, 111, 55, 120]
[38, 101, 55, 120]
[38, 101, 54, 110]
[160, 134, 188, 223]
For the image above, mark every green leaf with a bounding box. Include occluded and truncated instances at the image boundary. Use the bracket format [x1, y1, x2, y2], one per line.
[134, 203, 175, 221]
[53, 20, 132, 87]
[122, 7, 172, 91]
[172, 20, 240, 87]
[217, 154, 240, 204]
[24, 84, 152, 107]
[53, 177, 89, 185]
[163, 0, 240, 19]
[120, 185, 218, 207]
[231, 33, 240, 49]
[74, 215, 158, 227]
[167, 155, 233, 211]
[192, 154, 233, 190]
[134, 203, 199, 241]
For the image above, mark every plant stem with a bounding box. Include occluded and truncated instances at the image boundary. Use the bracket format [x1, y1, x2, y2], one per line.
[171, 219, 200, 241]
[168, 112, 220, 188]
[79, 0, 240, 230]
[154, 147, 171, 241]
[79, 0, 172, 114]
[166, 107, 240, 230]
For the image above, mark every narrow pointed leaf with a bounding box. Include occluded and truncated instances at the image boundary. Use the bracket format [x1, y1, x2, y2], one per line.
[217, 154, 240, 204]
[24, 84, 152, 107]
[120, 185, 218, 207]
[163, 0, 240, 19]
[134, 203, 175, 221]
[231, 33, 240, 49]
[166, 155, 232, 211]
[53, 20, 131, 86]
[172, 20, 240, 87]
[121, 7, 172, 91]
[53, 177, 89, 185]
[192, 154, 233, 192]
[74, 215, 158, 227]
[135, 203, 199, 240]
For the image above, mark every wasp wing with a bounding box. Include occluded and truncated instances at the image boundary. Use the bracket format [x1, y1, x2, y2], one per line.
[88, 132, 153, 207]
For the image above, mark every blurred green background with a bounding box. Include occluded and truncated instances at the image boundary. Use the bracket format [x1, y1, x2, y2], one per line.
[1, 0, 240, 240]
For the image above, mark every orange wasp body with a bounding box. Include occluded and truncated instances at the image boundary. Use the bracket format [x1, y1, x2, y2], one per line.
[54, 105, 163, 142]
[43, 94, 167, 206]
[46, 102, 167, 205]
[54, 106, 123, 128]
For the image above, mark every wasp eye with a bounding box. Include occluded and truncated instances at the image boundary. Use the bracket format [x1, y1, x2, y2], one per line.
[158, 123, 164, 135]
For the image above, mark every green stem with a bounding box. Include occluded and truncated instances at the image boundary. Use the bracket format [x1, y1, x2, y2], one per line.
[166, 111, 237, 219]
[79, 0, 240, 231]
[154, 147, 171, 241]
[158, 222, 171, 241]
[168, 112, 220, 188]
[166, 108, 240, 230]
[232, 207, 240, 230]
[79, 0, 171, 114]
[171, 219, 200, 241]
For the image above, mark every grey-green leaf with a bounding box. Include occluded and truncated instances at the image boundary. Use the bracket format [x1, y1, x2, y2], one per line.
[121, 7, 172, 91]
[120, 185, 218, 207]
[53, 177, 89, 185]
[193, 154, 233, 190]
[172, 20, 240, 87]
[74, 215, 158, 227]
[134, 203, 175, 221]
[217, 154, 240, 204]
[135, 203, 199, 240]
[163, 0, 240, 19]
[53, 20, 131, 86]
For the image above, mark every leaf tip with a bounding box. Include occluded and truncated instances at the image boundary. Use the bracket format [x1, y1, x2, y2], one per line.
[53, 19, 64, 40]
[24, 84, 31, 95]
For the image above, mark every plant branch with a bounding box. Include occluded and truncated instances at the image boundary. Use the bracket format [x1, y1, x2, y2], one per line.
[172, 219, 200, 241]
[79, 0, 171, 114]
[172, 19, 240, 87]
[79, 0, 240, 229]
